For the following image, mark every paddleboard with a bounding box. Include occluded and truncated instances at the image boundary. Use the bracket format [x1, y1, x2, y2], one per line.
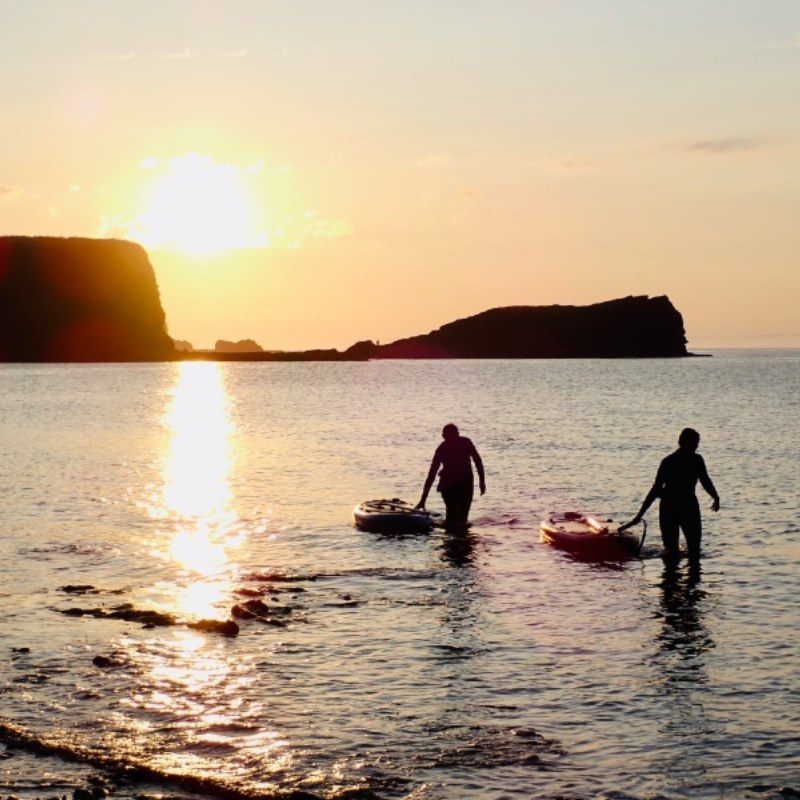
[539, 511, 644, 557]
[353, 498, 441, 534]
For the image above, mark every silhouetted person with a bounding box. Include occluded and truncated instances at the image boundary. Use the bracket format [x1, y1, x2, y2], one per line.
[623, 428, 720, 560]
[416, 424, 485, 532]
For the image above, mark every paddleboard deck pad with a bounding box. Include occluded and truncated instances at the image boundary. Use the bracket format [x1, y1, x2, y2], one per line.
[354, 499, 442, 534]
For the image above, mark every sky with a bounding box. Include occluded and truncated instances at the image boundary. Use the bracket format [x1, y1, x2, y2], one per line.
[1, 0, 798, 350]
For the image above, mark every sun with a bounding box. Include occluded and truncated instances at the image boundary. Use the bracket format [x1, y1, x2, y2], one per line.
[133, 154, 266, 254]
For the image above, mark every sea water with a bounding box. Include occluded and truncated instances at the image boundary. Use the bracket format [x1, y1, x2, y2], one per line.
[1, 352, 798, 799]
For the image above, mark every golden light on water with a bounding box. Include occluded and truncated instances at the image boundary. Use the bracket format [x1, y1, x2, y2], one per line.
[137, 629, 294, 777]
[163, 361, 233, 521]
[177, 579, 229, 619]
[155, 362, 244, 613]
[169, 528, 232, 576]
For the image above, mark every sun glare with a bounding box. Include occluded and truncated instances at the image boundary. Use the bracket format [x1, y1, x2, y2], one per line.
[134, 154, 266, 254]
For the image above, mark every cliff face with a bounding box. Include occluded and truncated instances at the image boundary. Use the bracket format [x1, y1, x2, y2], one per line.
[0, 237, 174, 361]
[372, 296, 688, 358]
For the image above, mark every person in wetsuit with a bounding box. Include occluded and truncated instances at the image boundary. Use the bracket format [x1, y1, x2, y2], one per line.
[624, 428, 720, 560]
[415, 424, 485, 532]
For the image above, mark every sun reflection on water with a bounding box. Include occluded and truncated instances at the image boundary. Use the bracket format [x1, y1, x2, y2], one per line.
[131, 629, 294, 779]
[134, 364, 295, 778]
[163, 362, 233, 521]
[177, 579, 229, 619]
[155, 362, 243, 613]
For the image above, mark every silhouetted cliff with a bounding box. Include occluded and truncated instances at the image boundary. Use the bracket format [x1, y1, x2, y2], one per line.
[0, 237, 173, 361]
[362, 296, 688, 358]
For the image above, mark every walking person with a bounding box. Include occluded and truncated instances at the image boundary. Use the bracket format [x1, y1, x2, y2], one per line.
[415, 423, 485, 532]
[622, 427, 720, 560]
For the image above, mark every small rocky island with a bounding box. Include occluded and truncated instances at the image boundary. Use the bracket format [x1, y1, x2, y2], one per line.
[214, 338, 265, 353]
[0, 237, 690, 361]
[0, 236, 174, 361]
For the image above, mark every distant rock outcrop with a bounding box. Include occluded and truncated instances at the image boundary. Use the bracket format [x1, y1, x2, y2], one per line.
[359, 296, 688, 358]
[171, 338, 194, 352]
[214, 338, 264, 353]
[0, 236, 174, 361]
[343, 339, 380, 360]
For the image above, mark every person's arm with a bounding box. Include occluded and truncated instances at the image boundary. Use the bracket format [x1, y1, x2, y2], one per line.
[415, 451, 442, 509]
[623, 461, 666, 527]
[698, 456, 720, 511]
[470, 440, 486, 495]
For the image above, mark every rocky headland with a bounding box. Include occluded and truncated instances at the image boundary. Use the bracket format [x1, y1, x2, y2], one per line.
[358, 295, 689, 359]
[0, 236, 173, 361]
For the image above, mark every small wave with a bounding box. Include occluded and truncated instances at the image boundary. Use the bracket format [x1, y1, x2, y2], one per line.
[746, 786, 800, 800]
[415, 723, 563, 770]
[322, 567, 441, 581]
[427, 643, 486, 661]
[20, 543, 109, 557]
[242, 567, 440, 583]
[242, 571, 320, 583]
[0, 716, 336, 800]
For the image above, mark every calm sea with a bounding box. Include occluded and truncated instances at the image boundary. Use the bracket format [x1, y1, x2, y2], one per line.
[1, 352, 798, 800]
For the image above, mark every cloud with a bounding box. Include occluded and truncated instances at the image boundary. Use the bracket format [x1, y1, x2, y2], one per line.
[524, 155, 611, 175]
[137, 154, 290, 177]
[417, 154, 454, 168]
[243, 159, 292, 175]
[558, 156, 607, 171]
[266, 213, 354, 249]
[0, 185, 23, 205]
[455, 186, 479, 202]
[416, 151, 485, 169]
[750, 33, 800, 50]
[95, 51, 135, 61]
[96, 214, 130, 239]
[146, 48, 197, 60]
[93, 48, 262, 62]
[672, 137, 765, 154]
[534, 156, 609, 173]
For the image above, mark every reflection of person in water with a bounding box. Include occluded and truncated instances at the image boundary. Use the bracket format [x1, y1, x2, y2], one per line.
[441, 528, 478, 567]
[655, 559, 713, 688]
[415, 423, 485, 532]
[624, 428, 720, 560]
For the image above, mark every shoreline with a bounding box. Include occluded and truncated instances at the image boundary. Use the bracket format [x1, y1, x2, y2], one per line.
[0, 352, 708, 364]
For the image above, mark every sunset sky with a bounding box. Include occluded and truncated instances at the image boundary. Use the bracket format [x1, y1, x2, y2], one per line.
[1, 1, 798, 349]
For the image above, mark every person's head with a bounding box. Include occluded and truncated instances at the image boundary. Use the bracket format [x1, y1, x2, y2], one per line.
[442, 423, 459, 441]
[678, 427, 700, 452]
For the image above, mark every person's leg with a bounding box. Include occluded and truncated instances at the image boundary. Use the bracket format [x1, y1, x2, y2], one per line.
[441, 486, 456, 530]
[456, 480, 474, 527]
[659, 502, 680, 559]
[681, 500, 702, 562]
[443, 480, 473, 532]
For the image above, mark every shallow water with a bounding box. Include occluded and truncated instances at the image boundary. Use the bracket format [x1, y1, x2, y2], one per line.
[1, 353, 798, 799]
